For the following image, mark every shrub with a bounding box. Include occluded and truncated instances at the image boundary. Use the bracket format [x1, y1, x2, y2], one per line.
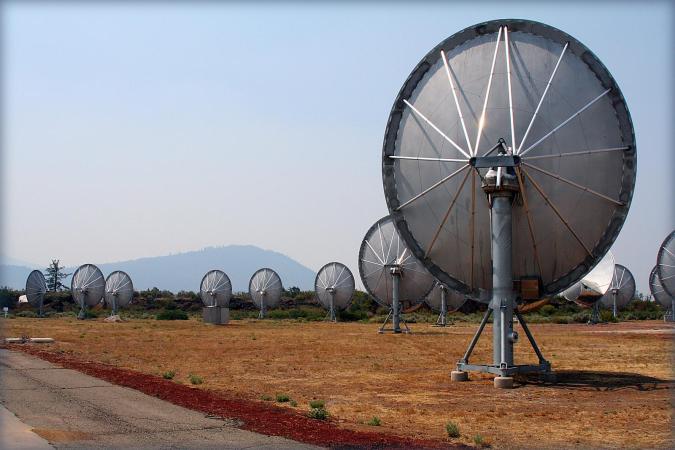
[367, 416, 381, 426]
[309, 399, 325, 409]
[446, 421, 460, 438]
[473, 434, 485, 447]
[157, 309, 188, 320]
[276, 393, 290, 403]
[290, 400, 298, 407]
[260, 394, 273, 401]
[572, 312, 590, 323]
[308, 407, 329, 420]
[600, 310, 618, 323]
[539, 304, 556, 316]
[162, 370, 176, 380]
[188, 374, 203, 385]
[15, 311, 37, 318]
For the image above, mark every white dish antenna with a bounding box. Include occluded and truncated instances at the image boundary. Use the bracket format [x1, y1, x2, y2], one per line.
[71, 264, 105, 319]
[314, 262, 355, 322]
[248, 268, 283, 319]
[199, 270, 232, 307]
[104, 271, 134, 316]
[563, 251, 615, 304]
[25, 270, 47, 317]
[599, 264, 635, 317]
[358, 216, 434, 333]
[425, 281, 467, 326]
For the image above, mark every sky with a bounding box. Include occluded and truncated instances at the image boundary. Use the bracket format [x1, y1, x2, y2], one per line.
[2, 1, 673, 295]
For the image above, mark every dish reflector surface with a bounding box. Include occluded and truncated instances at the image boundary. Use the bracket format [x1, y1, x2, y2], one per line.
[382, 19, 636, 299]
[71, 264, 105, 307]
[249, 268, 283, 309]
[358, 216, 434, 307]
[199, 270, 232, 307]
[315, 262, 355, 311]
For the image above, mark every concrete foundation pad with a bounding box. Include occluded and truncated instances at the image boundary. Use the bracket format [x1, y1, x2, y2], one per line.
[450, 370, 469, 382]
[202, 307, 230, 325]
[494, 376, 514, 389]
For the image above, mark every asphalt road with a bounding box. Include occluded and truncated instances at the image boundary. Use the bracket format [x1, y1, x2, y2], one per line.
[0, 349, 318, 449]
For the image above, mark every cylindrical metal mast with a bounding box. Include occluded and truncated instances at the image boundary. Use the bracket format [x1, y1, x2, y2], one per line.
[329, 290, 336, 322]
[391, 268, 401, 333]
[490, 193, 515, 367]
[440, 285, 447, 326]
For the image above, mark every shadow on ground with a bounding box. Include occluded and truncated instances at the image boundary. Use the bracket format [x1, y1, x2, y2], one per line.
[517, 370, 674, 392]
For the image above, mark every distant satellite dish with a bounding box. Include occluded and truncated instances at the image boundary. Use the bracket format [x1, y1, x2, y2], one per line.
[104, 271, 134, 316]
[249, 268, 282, 319]
[426, 281, 466, 326]
[656, 230, 675, 297]
[599, 264, 635, 318]
[315, 262, 355, 322]
[25, 270, 47, 317]
[199, 270, 232, 307]
[358, 216, 434, 333]
[649, 265, 672, 310]
[563, 251, 615, 324]
[71, 264, 105, 319]
[563, 251, 615, 305]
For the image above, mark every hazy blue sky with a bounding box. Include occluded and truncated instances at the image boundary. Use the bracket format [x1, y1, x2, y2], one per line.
[2, 1, 673, 294]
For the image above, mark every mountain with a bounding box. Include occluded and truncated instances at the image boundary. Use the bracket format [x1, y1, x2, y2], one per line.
[0, 245, 316, 292]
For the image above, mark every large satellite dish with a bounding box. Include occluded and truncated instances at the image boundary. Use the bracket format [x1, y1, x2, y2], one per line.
[358, 216, 434, 333]
[599, 264, 635, 318]
[381, 19, 635, 386]
[425, 281, 467, 326]
[314, 262, 355, 322]
[200, 270, 232, 307]
[649, 265, 673, 319]
[25, 270, 47, 317]
[104, 271, 134, 316]
[71, 264, 105, 319]
[248, 268, 282, 319]
[563, 251, 615, 306]
[656, 230, 675, 297]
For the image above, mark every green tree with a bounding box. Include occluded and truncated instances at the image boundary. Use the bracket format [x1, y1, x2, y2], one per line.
[44, 259, 70, 292]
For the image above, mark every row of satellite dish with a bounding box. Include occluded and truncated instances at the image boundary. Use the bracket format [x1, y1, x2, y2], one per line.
[24, 224, 674, 328]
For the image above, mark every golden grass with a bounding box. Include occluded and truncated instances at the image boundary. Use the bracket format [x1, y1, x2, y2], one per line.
[2, 317, 673, 449]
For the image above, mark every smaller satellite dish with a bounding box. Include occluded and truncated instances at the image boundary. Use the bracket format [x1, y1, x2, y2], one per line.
[650, 265, 673, 322]
[249, 268, 283, 319]
[426, 281, 466, 326]
[563, 251, 614, 324]
[199, 270, 232, 307]
[358, 216, 434, 333]
[315, 262, 355, 322]
[563, 251, 615, 306]
[71, 264, 105, 319]
[104, 271, 134, 316]
[656, 230, 675, 297]
[599, 264, 635, 318]
[26, 270, 47, 317]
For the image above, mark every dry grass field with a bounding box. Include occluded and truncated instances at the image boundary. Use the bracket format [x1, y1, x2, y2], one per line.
[2, 317, 673, 449]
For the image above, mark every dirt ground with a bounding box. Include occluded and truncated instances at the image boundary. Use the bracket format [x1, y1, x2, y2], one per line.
[2, 317, 673, 449]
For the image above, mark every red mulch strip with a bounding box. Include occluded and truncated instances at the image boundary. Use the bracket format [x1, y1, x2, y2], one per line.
[7, 345, 465, 449]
